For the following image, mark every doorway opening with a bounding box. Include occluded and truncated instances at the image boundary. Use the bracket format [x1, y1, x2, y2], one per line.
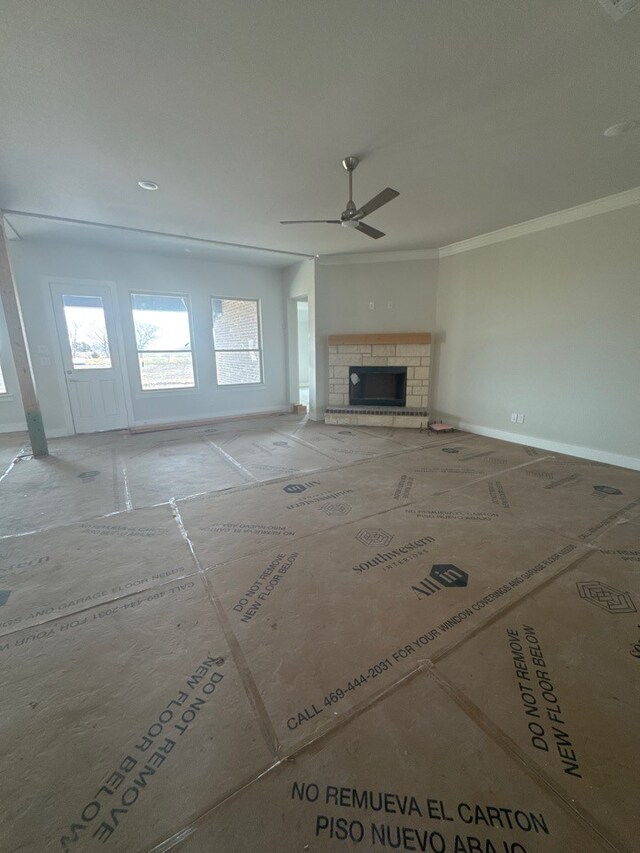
[296, 298, 310, 408]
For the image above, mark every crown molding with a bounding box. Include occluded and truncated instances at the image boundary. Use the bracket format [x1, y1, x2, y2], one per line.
[317, 248, 439, 265]
[438, 185, 640, 258]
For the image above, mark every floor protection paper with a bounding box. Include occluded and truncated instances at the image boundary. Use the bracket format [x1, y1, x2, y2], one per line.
[0, 504, 196, 636]
[435, 541, 640, 852]
[177, 439, 548, 572]
[118, 431, 246, 506]
[1, 418, 638, 853]
[0, 575, 275, 852]
[0, 442, 128, 536]
[458, 457, 640, 543]
[201, 493, 587, 750]
[171, 668, 613, 853]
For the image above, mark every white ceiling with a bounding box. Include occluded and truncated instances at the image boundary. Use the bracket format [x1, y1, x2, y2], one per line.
[0, 0, 639, 258]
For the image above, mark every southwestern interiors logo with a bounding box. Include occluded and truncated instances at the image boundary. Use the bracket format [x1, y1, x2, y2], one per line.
[577, 581, 636, 614]
[356, 528, 393, 547]
[352, 536, 435, 573]
[321, 502, 352, 517]
[412, 564, 469, 600]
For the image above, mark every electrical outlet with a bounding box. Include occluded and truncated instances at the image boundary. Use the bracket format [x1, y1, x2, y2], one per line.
[369, 301, 375, 310]
[517, 414, 525, 424]
[510, 413, 518, 423]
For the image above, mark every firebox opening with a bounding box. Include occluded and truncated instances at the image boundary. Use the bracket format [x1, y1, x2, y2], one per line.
[349, 366, 407, 407]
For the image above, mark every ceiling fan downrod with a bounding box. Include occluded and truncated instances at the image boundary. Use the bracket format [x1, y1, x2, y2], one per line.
[342, 156, 359, 219]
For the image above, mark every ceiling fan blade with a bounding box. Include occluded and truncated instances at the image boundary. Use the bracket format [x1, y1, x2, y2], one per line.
[280, 219, 341, 224]
[355, 222, 385, 240]
[353, 187, 399, 219]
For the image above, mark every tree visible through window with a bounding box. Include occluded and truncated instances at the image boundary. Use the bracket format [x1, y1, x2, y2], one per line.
[131, 293, 195, 390]
[62, 294, 112, 369]
[212, 298, 263, 385]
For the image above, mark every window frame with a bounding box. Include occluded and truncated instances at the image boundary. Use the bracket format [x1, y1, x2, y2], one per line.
[211, 296, 264, 387]
[130, 290, 197, 393]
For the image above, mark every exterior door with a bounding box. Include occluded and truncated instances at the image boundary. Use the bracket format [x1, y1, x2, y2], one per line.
[50, 282, 129, 433]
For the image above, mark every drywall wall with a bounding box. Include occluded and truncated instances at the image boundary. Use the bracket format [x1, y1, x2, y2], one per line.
[434, 204, 640, 467]
[283, 259, 317, 418]
[314, 258, 439, 414]
[4, 240, 289, 435]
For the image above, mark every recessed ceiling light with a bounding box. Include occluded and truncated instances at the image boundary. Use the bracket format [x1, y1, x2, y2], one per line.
[138, 180, 159, 191]
[604, 120, 640, 137]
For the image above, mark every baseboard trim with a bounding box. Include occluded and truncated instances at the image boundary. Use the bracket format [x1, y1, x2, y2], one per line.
[0, 422, 27, 435]
[129, 406, 293, 434]
[0, 425, 70, 438]
[453, 420, 640, 471]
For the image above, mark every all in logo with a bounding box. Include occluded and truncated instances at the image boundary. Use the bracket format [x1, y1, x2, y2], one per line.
[282, 480, 320, 494]
[593, 485, 623, 496]
[0, 591, 11, 607]
[412, 564, 469, 600]
[356, 528, 393, 547]
[321, 502, 352, 516]
[577, 581, 636, 614]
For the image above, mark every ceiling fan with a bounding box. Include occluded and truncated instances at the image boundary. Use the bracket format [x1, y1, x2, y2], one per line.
[280, 156, 399, 240]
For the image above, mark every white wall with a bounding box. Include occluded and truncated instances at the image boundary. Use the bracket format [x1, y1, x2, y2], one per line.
[434, 205, 640, 467]
[314, 258, 439, 414]
[3, 240, 289, 435]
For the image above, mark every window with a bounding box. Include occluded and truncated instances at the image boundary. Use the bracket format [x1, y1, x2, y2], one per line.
[212, 298, 263, 385]
[0, 362, 6, 395]
[61, 294, 112, 369]
[131, 293, 195, 390]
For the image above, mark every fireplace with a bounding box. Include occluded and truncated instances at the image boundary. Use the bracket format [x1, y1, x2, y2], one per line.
[326, 333, 430, 428]
[349, 366, 407, 407]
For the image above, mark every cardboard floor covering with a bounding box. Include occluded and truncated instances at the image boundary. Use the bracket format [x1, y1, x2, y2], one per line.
[0, 416, 638, 852]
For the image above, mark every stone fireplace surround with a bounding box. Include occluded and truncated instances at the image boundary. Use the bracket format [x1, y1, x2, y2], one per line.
[325, 333, 431, 428]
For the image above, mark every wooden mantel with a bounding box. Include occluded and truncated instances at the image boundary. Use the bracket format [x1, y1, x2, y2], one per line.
[328, 332, 431, 345]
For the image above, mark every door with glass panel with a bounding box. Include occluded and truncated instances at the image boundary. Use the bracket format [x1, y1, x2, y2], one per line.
[50, 282, 129, 433]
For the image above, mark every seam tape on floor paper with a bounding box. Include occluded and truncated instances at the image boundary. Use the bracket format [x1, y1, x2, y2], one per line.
[426, 664, 627, 853]
[429, 548, 595, 667]
[203, 437, 260, 481]
[148, 667, 428, 852]
[170, 499, 282, 758]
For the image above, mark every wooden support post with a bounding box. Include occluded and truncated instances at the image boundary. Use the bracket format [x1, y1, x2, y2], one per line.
[0, 216, 49, 457]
